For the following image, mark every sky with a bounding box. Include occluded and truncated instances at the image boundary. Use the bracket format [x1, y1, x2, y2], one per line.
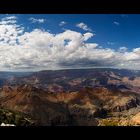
[1, 14, 140, 71]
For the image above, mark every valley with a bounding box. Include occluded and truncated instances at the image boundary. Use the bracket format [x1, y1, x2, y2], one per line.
[0, 68, 140, 126]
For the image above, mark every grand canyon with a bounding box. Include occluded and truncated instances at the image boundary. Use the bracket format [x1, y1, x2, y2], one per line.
[0, 68, 140, 126]
[0, 14, 140, 126]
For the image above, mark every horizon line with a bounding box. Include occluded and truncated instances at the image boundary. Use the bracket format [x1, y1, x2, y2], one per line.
[0, 67, 140, 72]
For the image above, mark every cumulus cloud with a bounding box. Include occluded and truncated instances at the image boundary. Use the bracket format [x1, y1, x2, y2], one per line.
[76, 22, 92, 32]
[0, 23, 98, 71]
[84, 43, 98, 49]
[29, 17, 45, 23]
[59, 21, 67, 26]
[0, 16, 140, 71]
[0, 16, 17, 25]
[0, 16, 24, 46]
[113, 21, 120, 26]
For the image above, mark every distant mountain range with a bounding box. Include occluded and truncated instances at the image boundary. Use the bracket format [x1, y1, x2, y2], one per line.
[1, 68, 140, 126]
[4, 68, 140, 93]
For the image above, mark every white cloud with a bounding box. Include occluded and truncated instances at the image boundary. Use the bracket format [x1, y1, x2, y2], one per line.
[83, 32, 94, 41]
[1, 17, 140, 71]
[29, 17, 45, 23]
[59, 21, 67, 26]
[0, 26, 99, 71]
[0, 16, 24, 47]
[84, 43, 98, 49]
[2, 16, 17, 21]
[0, 16, 17, 25]
[76, 22, 92, 32]
[113, 21, 120, 26]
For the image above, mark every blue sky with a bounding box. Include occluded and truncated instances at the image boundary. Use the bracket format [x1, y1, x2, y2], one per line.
[1, 14, 140, 71]
[6, 14, 140, 51]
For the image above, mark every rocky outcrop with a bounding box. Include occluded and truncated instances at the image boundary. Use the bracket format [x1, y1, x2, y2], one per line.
[130, 112, 140, 125]
[111, 98, 140, 112]
[0, 84, 73, 126]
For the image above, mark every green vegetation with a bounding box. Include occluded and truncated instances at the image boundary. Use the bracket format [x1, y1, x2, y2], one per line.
[0, 107, 35, 126]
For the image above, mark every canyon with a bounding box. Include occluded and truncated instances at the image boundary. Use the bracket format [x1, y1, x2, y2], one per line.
[0, 68, 140, 126]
